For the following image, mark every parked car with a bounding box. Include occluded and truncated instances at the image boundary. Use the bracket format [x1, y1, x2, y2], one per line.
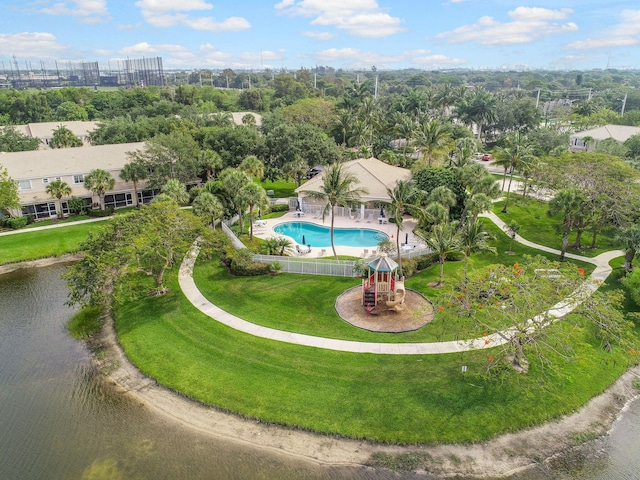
[481, 153, 493, 161]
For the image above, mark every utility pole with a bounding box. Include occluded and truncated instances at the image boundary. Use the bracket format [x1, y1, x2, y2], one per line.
[621, 92, 628, 116]
[535, 88, 541, 109]
[588, 88, 592, 101]
[374, 75, 378, 99]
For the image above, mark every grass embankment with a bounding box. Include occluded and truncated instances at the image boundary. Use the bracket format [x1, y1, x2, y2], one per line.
[259, 179, 298, 198]
[493, 197, 619, 258]
[0, 222, 102, 265]
[115, 268, 634, 444]
[193, 219, 595, 342]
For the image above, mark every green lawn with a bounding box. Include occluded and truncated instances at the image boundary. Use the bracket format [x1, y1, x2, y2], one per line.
[259, 179, 299, 198]
[115, 269, 635, 444]
[193, 219, 596, 343]
[492, 197, 619, 257]
[0, 222, 103, 265]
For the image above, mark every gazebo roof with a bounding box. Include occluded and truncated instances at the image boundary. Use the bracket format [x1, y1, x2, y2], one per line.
[368, 253, 398, 272]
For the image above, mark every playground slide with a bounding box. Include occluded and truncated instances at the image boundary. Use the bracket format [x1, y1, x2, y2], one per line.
[385, 285, 406, 311]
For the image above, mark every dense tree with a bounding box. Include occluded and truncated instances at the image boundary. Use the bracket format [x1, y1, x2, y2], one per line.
[412, 120, 453, 167]
[494, 131, 536, 213]
[191, 190, 224, 228]
[50, 125, 82, 148]
[161, 179, 190, 206]
[0, 126, 40, 152]
[0, 164, 20, 216]
[301, 163, 367, 259]
[615, 225, 640, 273]
[412, 166, 467, 219]
[202, 125, 263, 168]
[55, 101, 88, 121]
[455, 87, 497, 142]
[84, 169, 116, 210]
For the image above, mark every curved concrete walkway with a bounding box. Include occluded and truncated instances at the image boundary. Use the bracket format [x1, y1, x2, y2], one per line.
[179, 213, 624, 355]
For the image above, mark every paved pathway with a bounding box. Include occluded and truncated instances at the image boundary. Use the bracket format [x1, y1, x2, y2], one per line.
[178, 214, 624, 355]
[0, 216, 110, 237]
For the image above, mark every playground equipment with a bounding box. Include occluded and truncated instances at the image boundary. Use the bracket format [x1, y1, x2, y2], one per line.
[362, 253, 406, 312]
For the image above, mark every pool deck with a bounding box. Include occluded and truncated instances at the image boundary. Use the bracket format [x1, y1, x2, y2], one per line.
[252, 212, 424, 257]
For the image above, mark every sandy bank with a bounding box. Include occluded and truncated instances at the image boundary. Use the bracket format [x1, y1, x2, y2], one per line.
[97, 311, 640, 478]
[0, 254, 83, 275]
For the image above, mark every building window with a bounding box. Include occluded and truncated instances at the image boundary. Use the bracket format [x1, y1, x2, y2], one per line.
[18, 180, 32, 191]
[42, 178, 50, 184]
[55, 176, 61, 181]
[104, 192, 133, 209]
[73, 174, 84, 184]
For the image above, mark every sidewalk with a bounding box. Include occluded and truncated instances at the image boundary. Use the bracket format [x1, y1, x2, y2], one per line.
[0, 216, 110, 237]
[178, 214, 624, 355]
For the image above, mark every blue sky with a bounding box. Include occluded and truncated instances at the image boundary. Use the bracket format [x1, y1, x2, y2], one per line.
[1, 0, 639, 71]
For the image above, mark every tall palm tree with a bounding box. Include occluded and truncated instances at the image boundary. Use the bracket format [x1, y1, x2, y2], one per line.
[547, 188, 586, 261]
[45, 179, 72, 218]
[456, 87, 497, 142]
[301, 163, 367, 259]
[238, 182, 270, 240]
[412, 120, 453, 167]
[239, 155, 264, 180]
[198, 150, 223, 180]
[191, 190, 224, 229]
[416, 222, 463, 287]
[161, 179, 189, 206]
[119, 161, 147, 207]
[460, 219, 496, 281]
[214, 168, 252, 233]
[84, 169, 115, 210]
[494, 131, 536, 213]
[382, 180, 422, 276]
[614, 224, 640, 273]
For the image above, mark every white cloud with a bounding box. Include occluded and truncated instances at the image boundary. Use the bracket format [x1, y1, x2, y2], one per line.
[38, 0, 109, 23]
[275, 0, 404, 37]
[0, 32, 68, 59]
[566, 9, 640, 50]
[436, 7, 577, 46]
[302, 31, 335, 40]
[313, 47, 465, 69]
[238, 50, 284, 62]
[135, 0, 250, 32]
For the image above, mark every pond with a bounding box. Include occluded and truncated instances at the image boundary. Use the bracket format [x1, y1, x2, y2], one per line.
[1, 263, 638, 480]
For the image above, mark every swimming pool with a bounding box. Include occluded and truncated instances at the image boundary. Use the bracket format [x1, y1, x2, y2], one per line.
[274, 222, 388, 247]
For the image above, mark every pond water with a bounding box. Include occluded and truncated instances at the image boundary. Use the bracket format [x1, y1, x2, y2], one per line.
[1, 264, 638, 480]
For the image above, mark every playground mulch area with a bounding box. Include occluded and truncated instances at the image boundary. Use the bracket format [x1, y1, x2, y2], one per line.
[335, 286, 434, 333]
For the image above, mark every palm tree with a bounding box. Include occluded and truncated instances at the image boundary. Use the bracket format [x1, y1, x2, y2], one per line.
[416, 222, 463, 287]
[119, 161, 147, 207]
[301, 163, 367, 259]
[382, 180, 422, 276]
[503, 220, 520, 255]
[548, 188, 586, 261]
[455, 87, 497, 142]
[198, 150, 223, 181]
[191, 191, 224, 228]
[411, 120, 453, 167]
[238, 182, 270, 240]
[239, 155, 264, 180]
[161, 179, 189, 206]
[45, 179, 72, 218]
[215, 168, 252, 233]
[495, 132, 536, 213]
[84, 169, 115, 210]
[460, 219, 496, 281]
[614, 224, 640, 273]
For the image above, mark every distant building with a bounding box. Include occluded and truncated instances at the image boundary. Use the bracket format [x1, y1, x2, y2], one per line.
[6, 121, 97, 149]
[570, 124, 640, 152]
[0, 142, 156, 219]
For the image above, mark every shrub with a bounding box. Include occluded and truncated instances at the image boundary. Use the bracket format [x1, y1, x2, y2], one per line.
[621, 269, 640, 307]
[415, 253, 438, 271]
[67, 196, 87, 215]
[87, 207, 114, 217]
[7, 217, 28, 229]
[269, 203, 289, 213]
[225, 246, 271, 276]
[400, 258, 418, 277]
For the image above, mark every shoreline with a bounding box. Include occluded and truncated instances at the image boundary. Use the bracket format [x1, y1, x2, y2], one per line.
[5, 255, 639, 477]
[97, 309, 640, 478]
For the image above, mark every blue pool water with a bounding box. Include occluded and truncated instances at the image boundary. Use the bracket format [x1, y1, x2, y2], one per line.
[274, 222, 388, 247]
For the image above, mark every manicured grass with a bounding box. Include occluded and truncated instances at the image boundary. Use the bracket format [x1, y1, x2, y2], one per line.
[115, 270, 635, 444]
[193, 219, 596, 343]
[259, 179, 299, 198]
[0, 222, 104, 265]
[493, 197, 619, 257]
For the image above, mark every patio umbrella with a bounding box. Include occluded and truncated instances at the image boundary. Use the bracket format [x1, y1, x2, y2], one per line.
[302, 235, 306, 245]
[258, 209, 262, 220]
[296, 199, 301, 211]
[379, 206, 385, 218]
[405, 232, 409, 245]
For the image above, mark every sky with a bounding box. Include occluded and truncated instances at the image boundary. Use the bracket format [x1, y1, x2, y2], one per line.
[1, 0, 639, 72]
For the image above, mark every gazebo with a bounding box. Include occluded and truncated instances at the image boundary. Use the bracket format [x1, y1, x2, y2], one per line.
[362, 253, 404, 307]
